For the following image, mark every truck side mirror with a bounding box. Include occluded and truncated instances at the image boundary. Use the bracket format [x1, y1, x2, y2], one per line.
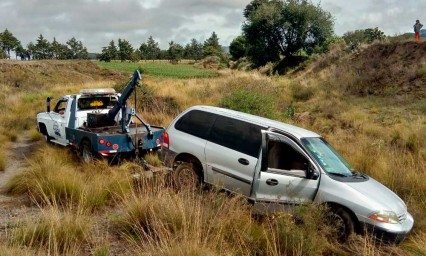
[46, 97, 52, 112]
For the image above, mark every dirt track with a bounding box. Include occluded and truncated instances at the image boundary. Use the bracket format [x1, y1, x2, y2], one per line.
[0, 135, 40, 243]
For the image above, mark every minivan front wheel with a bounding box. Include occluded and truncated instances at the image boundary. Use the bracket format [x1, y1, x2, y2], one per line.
[329, 207, 356, 241]
[173, 162, 200, 190]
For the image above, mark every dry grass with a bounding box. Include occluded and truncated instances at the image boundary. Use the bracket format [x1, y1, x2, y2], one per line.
[0, 58, 424, 255]
[6, 146, 133, 212]
[117, 180, 339, 256]
[11, 205, 92, 254]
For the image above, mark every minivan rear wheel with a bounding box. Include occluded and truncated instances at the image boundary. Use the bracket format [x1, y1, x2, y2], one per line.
[173, 162, 200, 190]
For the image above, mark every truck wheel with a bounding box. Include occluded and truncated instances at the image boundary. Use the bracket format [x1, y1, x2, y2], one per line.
[80, 140, 94, 163]
[44, 134, 52, 143]
[173, 162, 200, 190]
[328, 207, 356, 241]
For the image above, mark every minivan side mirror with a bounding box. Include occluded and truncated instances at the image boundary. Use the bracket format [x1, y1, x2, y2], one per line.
[306, 162, 319, 180]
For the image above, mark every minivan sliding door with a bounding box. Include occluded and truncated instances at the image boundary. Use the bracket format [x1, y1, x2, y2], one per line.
[204, 116, 263, 197]
[252, 131, 320, 204]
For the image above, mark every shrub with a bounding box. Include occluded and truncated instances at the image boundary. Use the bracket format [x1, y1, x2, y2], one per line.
[290, 82, 314, 102]
[220, 89, 278, 119]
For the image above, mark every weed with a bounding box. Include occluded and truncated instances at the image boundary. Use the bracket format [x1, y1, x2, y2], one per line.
[144, 153, 162, 167]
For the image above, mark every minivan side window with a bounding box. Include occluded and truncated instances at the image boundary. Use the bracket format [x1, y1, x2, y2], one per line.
[267, 140, 308, 176]
[209, 116, 262, 157]
[174, 110, 217, 140]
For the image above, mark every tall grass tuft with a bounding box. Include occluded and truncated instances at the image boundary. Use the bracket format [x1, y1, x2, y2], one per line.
[6, 146, 132, 211]
[11, 205, 91, 254]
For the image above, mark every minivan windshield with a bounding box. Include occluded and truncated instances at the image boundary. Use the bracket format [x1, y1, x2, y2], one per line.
[301, 137, 355, 177]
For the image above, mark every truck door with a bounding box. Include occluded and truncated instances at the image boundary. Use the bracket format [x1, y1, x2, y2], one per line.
[251, 131, 320, 204]
[49, 98, 69, 144]
[204, 116, 263, 197]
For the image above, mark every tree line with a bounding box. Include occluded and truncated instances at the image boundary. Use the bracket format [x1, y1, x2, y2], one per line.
[0, 30, 89, 60]
[98, 32, 226, 63]
[0, 28, 226, 63]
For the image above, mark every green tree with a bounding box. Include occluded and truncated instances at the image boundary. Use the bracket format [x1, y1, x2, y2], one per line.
[146, 36, 160, 60]
[99, 40, 119, 62]
[139, 42, 148, 60]
[184, 38, 203, 61]
[0, 29, 20, 59]
[33, 34, 51, 59]
[27, 42, 36, 60]
[364, 27, 385, 43]
[229, 35, 247, 60]
[130, 50, 141, 62]
[158, 49, 169, 60]
[66, 37, 88, 59]
[50, 37, 71, 59]
[99, 47, 112, 62]
[203, 32, 223, 57]
[118, 38, 134, 62]
[342, 30, 367, 45]
[243, 0, 334, 67]
[167, 41, 184, 63]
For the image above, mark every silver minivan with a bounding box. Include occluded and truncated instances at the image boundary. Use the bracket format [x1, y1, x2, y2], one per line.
[159, 105, 414, 243]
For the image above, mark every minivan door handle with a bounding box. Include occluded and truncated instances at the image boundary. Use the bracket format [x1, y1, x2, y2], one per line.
[238, 158, 250, 166]
[266, 179, 279, 186]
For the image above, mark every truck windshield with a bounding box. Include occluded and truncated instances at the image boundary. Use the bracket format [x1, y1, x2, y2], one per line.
[78, 96, 117, 110]
[301, 137, 355, 177]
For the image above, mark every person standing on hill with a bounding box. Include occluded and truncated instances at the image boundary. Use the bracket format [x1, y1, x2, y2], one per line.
[414, 20, 423, 41]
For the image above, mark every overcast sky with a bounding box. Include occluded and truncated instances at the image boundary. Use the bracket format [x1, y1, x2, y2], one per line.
[1, 0, 425, 53]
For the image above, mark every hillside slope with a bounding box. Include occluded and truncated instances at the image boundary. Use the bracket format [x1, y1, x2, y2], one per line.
[309, 41, 426, 97]
[0, 60, 122, 90]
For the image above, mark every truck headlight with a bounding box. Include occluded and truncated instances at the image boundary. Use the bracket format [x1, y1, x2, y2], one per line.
[368, 210, 399, 224]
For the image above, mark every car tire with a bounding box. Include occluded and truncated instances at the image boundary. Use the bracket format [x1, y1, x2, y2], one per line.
[173, 162, 200, 190]
[329, 207, 356, 241]
[80, 140, 94, 163]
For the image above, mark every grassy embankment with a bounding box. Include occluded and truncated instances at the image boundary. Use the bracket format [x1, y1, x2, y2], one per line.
[0, 46, 425, 255]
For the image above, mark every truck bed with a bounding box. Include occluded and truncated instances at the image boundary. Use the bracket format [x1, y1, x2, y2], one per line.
[79, 124, 164, 136]
[66, 123, 165, 153]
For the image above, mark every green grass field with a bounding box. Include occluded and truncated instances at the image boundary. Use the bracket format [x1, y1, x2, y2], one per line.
[97, 61, 218, 78]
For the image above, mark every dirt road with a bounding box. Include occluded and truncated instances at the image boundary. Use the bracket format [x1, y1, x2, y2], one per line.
[0, 135, 40, 242]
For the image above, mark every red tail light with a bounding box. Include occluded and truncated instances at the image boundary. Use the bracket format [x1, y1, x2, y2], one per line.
[106, 141, 112, 147]
[99, 139, 105, 145]
[161, 132, 169, 149]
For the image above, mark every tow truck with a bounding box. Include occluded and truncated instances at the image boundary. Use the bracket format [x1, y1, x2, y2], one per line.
[36, 70, 165, 163]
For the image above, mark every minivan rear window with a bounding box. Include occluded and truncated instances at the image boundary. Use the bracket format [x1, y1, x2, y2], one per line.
[209, 116, 262, 157]
[174, 110, 217, 140]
